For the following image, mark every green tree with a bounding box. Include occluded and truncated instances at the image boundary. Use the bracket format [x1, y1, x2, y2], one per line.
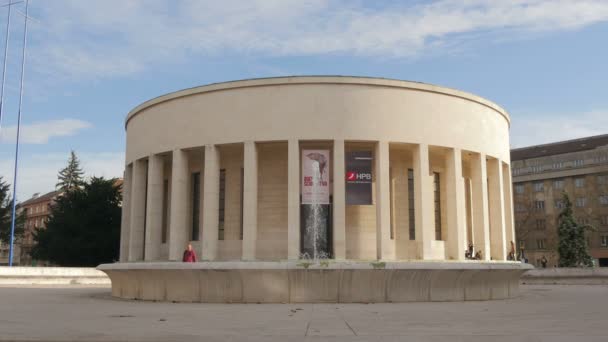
[31, 177, 121, 266]
[0, 177, 25, 244]
[557, 192, 594, 267]
[56, 150, 84, 191]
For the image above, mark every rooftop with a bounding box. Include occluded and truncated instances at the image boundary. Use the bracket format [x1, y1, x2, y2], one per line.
[511, 134, 608, 161]
[19, 190, 62, 207]
[125, 75, 510, 128]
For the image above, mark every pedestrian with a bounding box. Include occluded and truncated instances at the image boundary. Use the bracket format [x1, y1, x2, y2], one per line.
[182, 243, 197, 262]
[541, 255, 548, 268]
[467, 243, 474, 259]
[507, 241, 516, 261]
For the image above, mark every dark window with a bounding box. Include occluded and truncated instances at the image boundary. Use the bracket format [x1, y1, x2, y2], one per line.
[191, 172, 201, 241]
[434, 172, 441, 240]
[536, 239, 546, 249]
[534, 200, 545, 212]
[240, 167, 244, 240]
[219, 169, 226, 240]
[389, 168, 394, 240]
[408, 169, 415, 240]
[161, 179, 169, 243]
[535, 219, 546, 230]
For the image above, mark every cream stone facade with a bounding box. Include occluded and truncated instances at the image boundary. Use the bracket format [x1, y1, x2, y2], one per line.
[119, 76, 515, 263]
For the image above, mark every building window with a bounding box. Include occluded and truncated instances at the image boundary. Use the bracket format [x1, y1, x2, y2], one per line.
[536, 239, 546, 250]
[575, 197, 587, 207]
[218, 169, 226, 240]
[553, 179, 564, 190]
[161, 179, 169, 243]
[532, 166, 543, 173]
[408, 169, 415, 240]
[515, 203, 527, 212]
[573, 159, 584, 167]
[575, 178, 585, 188]
[533, 182, 544, 192]
[600, 195, 608, 206]
[555, 199, 565, 209]
[578, 217, 589, 225]
[534, 200, 545, 212]
[535, 219, 546, 230]
[601, 215, 608, 226]
[601, 235, 608, 248]
[240, 168, 244, 240]
[433, 172, 441, 240]
[191, 172, 201, 241]
[597, 175, 608, 185]
[515, 184, 524, 194]
[390, 168, 394, 240]
[552, 162, 564, 169]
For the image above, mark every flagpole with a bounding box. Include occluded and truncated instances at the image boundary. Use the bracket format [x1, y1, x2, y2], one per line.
[0, 0, 13, 135]
[8, 0, 28, 266]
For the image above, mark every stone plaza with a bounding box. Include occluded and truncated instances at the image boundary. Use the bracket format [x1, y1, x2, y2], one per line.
[0, 284, 606, 341]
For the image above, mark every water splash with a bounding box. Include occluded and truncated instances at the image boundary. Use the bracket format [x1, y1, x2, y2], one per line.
[302, 160, 328, 260]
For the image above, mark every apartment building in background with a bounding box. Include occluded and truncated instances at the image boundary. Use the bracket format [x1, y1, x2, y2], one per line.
[16, 190, 62, 266]
[511, 134, 608, 267]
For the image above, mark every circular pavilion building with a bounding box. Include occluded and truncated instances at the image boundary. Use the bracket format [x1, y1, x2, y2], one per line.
[100, 76, 530, 303]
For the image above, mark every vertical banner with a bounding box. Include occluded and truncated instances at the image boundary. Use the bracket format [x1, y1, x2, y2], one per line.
[346, 151, 373, 205]
[301, 149, 330, 204]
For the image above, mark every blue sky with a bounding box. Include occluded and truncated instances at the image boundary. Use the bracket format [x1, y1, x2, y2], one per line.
[0, 0, 607, 200]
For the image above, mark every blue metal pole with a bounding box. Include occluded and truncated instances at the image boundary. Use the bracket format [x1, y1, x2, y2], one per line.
[8, 0, 28, 266]
[0, 1, 13, 134]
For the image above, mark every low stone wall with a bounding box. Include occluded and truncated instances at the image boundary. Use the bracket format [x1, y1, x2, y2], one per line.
[98, 261, 531, 303]
[0, 266, 110, 285]
[521, 268, 608, 285]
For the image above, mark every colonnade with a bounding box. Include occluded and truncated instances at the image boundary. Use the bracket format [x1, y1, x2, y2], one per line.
[119, 140, 515, 262]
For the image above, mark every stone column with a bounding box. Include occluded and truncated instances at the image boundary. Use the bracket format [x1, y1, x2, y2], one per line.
[488, 158, 507, 260]
[144, 154, 163, 261]
[502, 162, 516, 255]
[413, 144, 435, 259]
[471, 153, 490, 261]
[202, 144, 220, 260]
[168, 149, 189, 261]
[375, 141, 393, 260]
[119, 165, 132, 262]
[445, 148, 466, 261]
[128, 158, 147, 261]
[287, 139, 300, 259]
[242, 141, 258, 260]
[333, 139, 346, 260]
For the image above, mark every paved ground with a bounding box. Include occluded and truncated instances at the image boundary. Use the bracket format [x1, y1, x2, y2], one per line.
[0, 285, 607, 341]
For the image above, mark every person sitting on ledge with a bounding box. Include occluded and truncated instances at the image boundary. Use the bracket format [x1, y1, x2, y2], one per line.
[507, 241, 516, 261]
[182, 244, 197, 263]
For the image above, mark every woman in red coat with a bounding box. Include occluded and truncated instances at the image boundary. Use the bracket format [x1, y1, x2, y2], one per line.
[182, 244, 197, 262]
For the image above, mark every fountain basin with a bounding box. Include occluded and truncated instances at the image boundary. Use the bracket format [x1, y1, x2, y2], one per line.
[97, 261, 532, 303]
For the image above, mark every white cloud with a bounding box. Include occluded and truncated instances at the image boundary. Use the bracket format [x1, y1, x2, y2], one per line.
[0, 151, 124, 201]
[27, 0, 608, 81]
[510, 110, 608, 148]
[0, 119, 91, 144]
